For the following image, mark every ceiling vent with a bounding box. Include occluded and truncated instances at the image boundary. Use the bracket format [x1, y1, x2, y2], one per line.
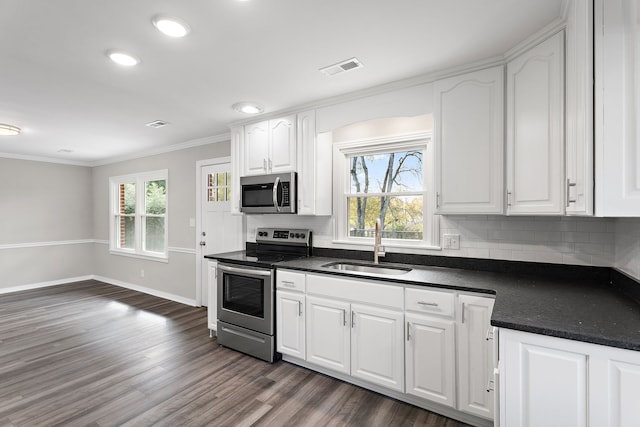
[319, 57, 363, 76]
[146, 120, 169, 128]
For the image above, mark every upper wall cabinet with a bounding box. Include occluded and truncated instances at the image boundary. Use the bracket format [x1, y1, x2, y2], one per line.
[565, 0, 594, 215]
[506, 31, 565, 215]
[595, 0, 640, 216]
[296, 110, 332, 216]
[434, 65, 504, 214]
[244, 115, 297, 176]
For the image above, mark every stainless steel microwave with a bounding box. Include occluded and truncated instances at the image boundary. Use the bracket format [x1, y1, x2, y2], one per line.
[240, 172, 297, 214]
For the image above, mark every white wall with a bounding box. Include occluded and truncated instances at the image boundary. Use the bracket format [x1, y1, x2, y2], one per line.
[0, 158, 94, 290]
[91, 142, 230, 302]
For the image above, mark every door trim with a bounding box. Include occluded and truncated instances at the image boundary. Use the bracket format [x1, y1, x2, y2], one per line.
[195, 156, 232, 306]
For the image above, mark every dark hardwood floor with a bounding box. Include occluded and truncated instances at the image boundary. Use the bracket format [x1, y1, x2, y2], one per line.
[0, 280, 469, 426]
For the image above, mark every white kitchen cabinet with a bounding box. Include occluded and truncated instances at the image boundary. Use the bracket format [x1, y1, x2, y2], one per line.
[434, 65, 504, 214]
[595, 0, 640, 216]
[351, 303, 404, 392]
[305, 295, 350, 375]
[506, 31, 565, 215]
[243, 116, 296, 176]
[405, 312, 456, 407]
[500, 328, 640, 427]
[229, 126, 243, 215]
[276, 290, 305, 359]
[457, 294, 495, 420]
[207, 260, 218, 333]
[565, 0, 594, 215]
[296, 110, 332, 216]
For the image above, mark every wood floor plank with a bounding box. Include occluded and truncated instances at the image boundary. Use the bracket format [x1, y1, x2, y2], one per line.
[0, 280, 470, 426]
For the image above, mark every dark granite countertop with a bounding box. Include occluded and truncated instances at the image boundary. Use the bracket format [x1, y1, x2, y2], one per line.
[276, 256, 640, 352]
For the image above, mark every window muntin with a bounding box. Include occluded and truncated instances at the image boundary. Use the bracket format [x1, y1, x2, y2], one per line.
[110, 170, 168, 260]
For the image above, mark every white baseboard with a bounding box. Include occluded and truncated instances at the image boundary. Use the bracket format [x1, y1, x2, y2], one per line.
[0, 275, 94, 294]
[92, 275, 197, 306]
[0, 275, 197, 307]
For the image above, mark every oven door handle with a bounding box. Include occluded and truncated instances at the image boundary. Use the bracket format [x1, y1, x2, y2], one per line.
[272, 176, 281, 212]
[218, 264, 272, 277]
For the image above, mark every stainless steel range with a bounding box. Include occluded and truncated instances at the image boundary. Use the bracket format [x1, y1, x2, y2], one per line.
[216, 228, 311, 362]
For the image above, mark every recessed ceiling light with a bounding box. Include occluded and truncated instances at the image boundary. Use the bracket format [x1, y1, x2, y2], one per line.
[107, 50, 140, 66]
[232, 102, 264, 114]
[152, 15, 190, 38]
[0, 124, 21, 136]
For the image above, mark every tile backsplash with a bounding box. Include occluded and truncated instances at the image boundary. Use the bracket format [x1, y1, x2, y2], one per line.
[246, 214, 639, 280]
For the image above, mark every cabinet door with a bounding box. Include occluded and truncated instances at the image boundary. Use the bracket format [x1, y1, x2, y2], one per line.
[207, 261, 218, 332]
[565, 0, 594, 215]
[244, 121, 269, 175]
[405, 313, 455, 407]
[500, 329, 589, 427]
[595, 0, 640, 216]
[269, 115, 296, 173]
[590, 352, 640, 426]
[276, 291, 305, 359]
[229, 126, 243, 215]
[434, 65, 504, 214]
[351, 304, 404, 392]
[506, 32, 565, 215]
[457, 295, 495, 419]
[306, 296, 350, 374]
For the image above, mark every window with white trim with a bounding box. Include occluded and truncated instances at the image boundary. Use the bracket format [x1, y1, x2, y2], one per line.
[109, 170, 168, 260]
[333, 134, 437, 248]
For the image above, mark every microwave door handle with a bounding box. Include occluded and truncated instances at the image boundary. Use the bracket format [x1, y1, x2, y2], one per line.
[272, 176, 281, 212]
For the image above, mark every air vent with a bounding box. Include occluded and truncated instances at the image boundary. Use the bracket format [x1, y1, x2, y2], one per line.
[146, 120, 169, 128]
[319, 57, 363, 76]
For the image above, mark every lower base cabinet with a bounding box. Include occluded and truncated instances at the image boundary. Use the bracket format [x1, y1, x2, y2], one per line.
[306, 295, 350, 374]
[500, 328, 640, 427]
[276, 290, 305, 359]
[405, 313, 456, 407]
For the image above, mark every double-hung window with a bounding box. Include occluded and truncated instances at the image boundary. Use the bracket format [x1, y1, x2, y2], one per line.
[333, 134, 436, 248]
[109, 170, 168, 261]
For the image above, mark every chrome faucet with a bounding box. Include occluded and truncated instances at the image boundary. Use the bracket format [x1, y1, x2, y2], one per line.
[374, 218, 385, 264]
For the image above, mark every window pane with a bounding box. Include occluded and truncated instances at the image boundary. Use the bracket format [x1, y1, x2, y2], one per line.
[217, 188, 225, 201]
[349, 151, 423, 193]
[118, 216, 135, 249]
[217, 173, 226, 186]
[120, 183, 136, 214]
[146, 180, 166, 214]
[144, 217, 165, 253]
[348, 195, 423, 240]
[208, 188, 216, 202]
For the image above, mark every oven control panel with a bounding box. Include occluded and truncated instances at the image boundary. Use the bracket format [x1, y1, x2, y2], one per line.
[256, 228, 311, 245]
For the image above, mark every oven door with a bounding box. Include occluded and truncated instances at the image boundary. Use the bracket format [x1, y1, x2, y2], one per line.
[217, 263, 274, 335]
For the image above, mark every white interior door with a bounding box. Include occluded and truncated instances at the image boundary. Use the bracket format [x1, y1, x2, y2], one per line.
[198, 161, 243, 306]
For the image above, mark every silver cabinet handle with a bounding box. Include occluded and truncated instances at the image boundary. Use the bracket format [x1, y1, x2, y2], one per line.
[507, 191, 512, 207]
[567, 178, 577, 206]
[298, 301, 302, 316]
[263, 158, 267, 172]
[281, 280, 295, 287]
[351, 311, 355, 328]
[417, 301, 439, 307]
[218, 264, 271, 277]
[272, 176, 281, 212]
[407, 321, 411, 341]
[342, 309, 346, 326]
[461, 302, 465, 324]
[269, 158, 272, 171]
[485, 329, 494, 341]
[436, 192, 440, 208]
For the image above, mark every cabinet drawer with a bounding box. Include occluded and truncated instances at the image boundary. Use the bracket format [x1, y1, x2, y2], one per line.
[405, 288, 455, 317]
[276, 270, 306, 292]
[307, 274, 403, 310]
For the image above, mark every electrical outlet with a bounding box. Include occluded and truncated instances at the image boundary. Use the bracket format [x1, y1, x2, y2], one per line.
[443, 234, 460, 250]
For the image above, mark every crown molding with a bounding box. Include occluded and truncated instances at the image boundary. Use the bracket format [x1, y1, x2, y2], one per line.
[503, 17, 566, 61]
[0, 151, 91, 167]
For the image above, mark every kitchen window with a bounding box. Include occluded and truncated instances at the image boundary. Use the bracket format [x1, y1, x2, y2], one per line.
[333, 134, 437, 248]
[109, 170, 168, 261]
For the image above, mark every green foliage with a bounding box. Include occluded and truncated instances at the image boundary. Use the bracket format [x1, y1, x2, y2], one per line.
[146, 180, 166, 214]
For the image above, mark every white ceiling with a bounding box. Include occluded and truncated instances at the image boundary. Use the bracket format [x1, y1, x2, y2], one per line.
[0, 0, 564, 165]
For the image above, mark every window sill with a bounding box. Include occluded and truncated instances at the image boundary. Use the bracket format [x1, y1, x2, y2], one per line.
[109, 250, 169, 263]
[331, 239, 442, 253]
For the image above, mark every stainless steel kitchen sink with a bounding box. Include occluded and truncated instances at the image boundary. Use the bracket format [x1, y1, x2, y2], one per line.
[321, 261, 412, 275]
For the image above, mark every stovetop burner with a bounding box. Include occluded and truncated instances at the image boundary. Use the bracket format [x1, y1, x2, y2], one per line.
[208, 227, 312, 268]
